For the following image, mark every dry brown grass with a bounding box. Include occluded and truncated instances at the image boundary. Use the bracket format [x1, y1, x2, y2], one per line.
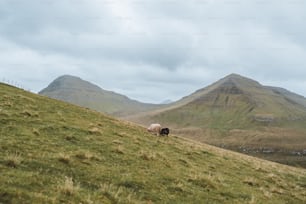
[139, 150, 156, 161]
[75, 151, 97, 160]
[100, 183, 136, 203]
[5, 152, 22, 168]
[88, 127, 102, 135]
[58, 153, 71, 164]
[57, 176, 80, 196]
[113, 145, 124, 154]
[32, 128, 40, 136]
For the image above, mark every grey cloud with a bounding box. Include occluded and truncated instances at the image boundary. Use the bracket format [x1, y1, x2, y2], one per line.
[0, 0, 306, 103]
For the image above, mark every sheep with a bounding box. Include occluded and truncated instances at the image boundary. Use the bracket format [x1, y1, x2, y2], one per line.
[160, 128, 169, 136]
[147, 123, 162, 136]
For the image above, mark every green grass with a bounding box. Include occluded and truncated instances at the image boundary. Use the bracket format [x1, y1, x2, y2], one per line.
[1, 83, 306, 203]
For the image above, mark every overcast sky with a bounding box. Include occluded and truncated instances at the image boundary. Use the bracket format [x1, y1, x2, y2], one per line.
[1, 0, 306, 103]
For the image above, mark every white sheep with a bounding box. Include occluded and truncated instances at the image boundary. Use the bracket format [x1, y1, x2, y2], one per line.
[147, 123, 162, 136]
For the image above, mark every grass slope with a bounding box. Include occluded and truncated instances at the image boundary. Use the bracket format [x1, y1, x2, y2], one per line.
[1, 83, 306, 203]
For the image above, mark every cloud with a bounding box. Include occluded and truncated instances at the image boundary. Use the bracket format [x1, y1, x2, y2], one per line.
[0, 0, 306, 103]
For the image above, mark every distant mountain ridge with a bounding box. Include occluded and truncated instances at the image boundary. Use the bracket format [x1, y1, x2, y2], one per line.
[129, 73, 306, 125]
[39, 75, 162, 116]
[182, 74, 303, 120]
[160, 99, 173, 104]
[176, 73, 306, 108]
[265, 86, 306, 108]
[125, 73, 306, 167]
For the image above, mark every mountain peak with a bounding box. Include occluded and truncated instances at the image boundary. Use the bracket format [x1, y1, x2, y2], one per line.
[52, 75, 90, 85]
[39, 75, 101, 94]
[218, 73, 262, 89]
[222, 73, 257, 82]
[56, 75, 82, 81]
[224, 73, 242, 79]
[39, 75, 160, 116]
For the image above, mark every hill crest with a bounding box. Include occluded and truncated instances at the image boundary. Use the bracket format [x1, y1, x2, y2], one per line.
[39, 75, 102, 93]
[167, 73, 306, 118]
[39, 75, 162, 116]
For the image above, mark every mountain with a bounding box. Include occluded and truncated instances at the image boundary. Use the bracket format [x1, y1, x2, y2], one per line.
[160, 99, 173, 104]
[39, 75, 162, 116]
[265, 86, 306, 108]
[1, 82, 306, 203]
[125, 74, 306, 167]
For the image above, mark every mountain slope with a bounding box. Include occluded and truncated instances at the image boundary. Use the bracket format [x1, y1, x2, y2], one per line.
[129, 74, 306, 127]
[1, 83, 306, 203]
[39, 75, 162, 116]
[125, 74, 306, 167]
[266, 86, 306, 108]
[159, 74, 306, 126]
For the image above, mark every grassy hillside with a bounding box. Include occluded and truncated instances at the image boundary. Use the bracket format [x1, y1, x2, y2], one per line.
[39, 75, 162, 116]
[125, 74, 306, 167]
[1, 83, 306, 203]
